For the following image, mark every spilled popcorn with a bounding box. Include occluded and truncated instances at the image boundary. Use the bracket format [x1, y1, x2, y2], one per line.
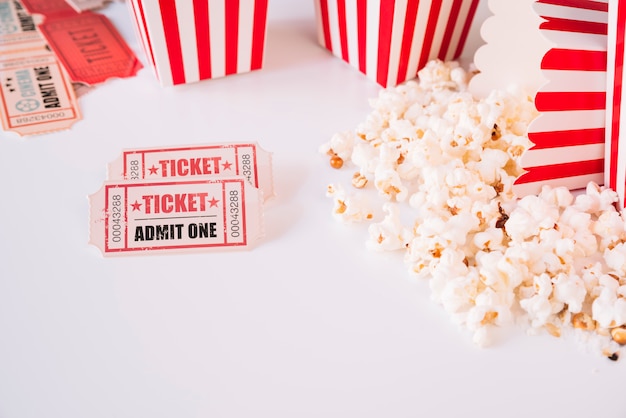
[320, 60, 626, 361]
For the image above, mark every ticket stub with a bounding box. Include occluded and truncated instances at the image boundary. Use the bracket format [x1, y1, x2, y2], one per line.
[38, 12, 143, 85]
[20, 0, 77, 17]
[88, 177, 264, 256]
[107, 142, 275, 200]
[0, 50, 81, 135]
[0, 0, 45, 50]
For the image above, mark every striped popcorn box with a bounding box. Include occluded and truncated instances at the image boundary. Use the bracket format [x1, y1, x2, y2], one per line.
[127, 0, 269, 86]
[514, 0, 609, 197]
[606, 0, 626, 207]
[313, 0, 480, 87]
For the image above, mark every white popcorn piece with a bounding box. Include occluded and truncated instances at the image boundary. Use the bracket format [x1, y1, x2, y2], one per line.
[326, 183, 374, 223]
[592, 274, 621, 329]
[553, 272, 586, 313]
[505, 195, 560, 242]
[573, 182, 619, 214]
[366, 203, 411, 252]
[604, 242, 626, 277]
[594, 211, 626, 250]
[519, 273, 562, 328]
[319, 130, 357, 162]
[374, 166, 409, 201]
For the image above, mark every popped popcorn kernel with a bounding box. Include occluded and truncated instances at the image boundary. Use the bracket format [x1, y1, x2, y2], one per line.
[352, 172, 368, 189]
[326, 183, 374, 223]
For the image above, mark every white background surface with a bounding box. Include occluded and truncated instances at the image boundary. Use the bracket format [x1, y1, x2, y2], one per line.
[1, 2, 625, 418]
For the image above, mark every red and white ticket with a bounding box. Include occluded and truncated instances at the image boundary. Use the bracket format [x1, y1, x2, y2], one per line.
[89, 177, 264, 256]
[0, 50, 81, 135]
[107, 142, 274, 200]
[20, 0, 77, 17]
[38, 12, 142, 85]
[0, 0, 45, 51]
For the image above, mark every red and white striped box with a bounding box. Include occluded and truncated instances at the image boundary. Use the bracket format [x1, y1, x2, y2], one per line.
[127, 0, 269, 86]
[514, 0, 609, 197]
[605, 0, 626, 207]
[313, 0, 480, 88]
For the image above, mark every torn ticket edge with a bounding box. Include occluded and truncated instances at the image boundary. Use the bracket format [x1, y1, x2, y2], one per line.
[38, 12, 143, 86]
[88, 177, 264, 256]
[0, 48, 81, 136]
[106, 142, 275, 201]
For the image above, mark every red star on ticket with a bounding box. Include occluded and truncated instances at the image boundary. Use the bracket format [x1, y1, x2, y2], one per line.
[130, 200, 142, 211]
[148, 165, 159, 175]
[208, 197, 220, 208]
[222, 160, 233, 170]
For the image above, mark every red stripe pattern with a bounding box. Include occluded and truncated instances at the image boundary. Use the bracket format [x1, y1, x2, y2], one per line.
[539, 17, 607, 34]
[529, 128, 605, 149]
[515, 0, 608, 193]
[250, 0, 268, 70]
[607, 0, 626, 205]
[159, 0, 185, 85]
[535, 91, 607, 111]
[536, 0, 609, 12]
[521, 159, 605, 182]
[314, 0, 480, 87]
[128, 0, 269, 86]
[542, 48, 607, 71]
[194, 0, 212, 79]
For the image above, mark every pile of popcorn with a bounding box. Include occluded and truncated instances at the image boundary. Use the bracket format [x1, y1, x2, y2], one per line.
[320, 60, 626, 360]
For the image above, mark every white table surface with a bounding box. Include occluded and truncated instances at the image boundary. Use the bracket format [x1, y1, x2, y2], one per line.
[1, 2, 625, 418]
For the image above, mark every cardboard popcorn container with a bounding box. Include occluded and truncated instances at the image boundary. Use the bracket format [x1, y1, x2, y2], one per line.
[313, 0, 480, 87]
[127, 0, 269, 86]
[606, 0, 626, 207]
[514, 0, 609, 197]
[471, 0, 609, 197]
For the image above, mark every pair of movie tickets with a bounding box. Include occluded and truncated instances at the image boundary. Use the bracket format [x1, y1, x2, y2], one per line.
[89, 143, 272, 256]
[0, 0, 141, 136]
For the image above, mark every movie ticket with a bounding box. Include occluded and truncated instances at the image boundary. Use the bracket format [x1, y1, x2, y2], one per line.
[38, 12, 142, 85]
[20, 0, 77, 17]
[88, 177, 264, 256]
[0, 0, 45, 51]
[0, 50, 81, 135]
[107, 142, 275, 200]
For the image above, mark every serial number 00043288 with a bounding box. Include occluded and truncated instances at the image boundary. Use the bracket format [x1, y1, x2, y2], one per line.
[107, 188, 126, 250]
[227, 181, 246, 245]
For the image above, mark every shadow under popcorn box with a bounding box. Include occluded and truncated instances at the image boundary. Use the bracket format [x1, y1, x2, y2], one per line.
[127, 0, 269, 86]
[313, 0, 480, 88]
